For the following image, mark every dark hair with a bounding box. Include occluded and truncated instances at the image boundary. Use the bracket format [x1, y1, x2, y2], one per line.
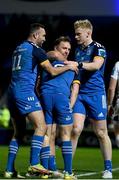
[29, 23, 45, 34]
[54, 36, 71, 47]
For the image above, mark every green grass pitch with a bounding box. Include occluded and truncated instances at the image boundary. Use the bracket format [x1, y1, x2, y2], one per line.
[0, 146, 119, 179]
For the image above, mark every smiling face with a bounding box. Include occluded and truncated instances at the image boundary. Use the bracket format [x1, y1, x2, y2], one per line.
[55, 41, 71, 59]
[35, 27, 46, 47]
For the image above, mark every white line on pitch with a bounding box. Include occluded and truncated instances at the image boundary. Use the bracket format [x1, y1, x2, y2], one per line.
[76, 167, 119, 178]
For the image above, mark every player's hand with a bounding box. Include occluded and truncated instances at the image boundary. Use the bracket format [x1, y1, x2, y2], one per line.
[64, 61, 79, 74]
[64, 60, 78, 66]
[69, 64, 79, 74]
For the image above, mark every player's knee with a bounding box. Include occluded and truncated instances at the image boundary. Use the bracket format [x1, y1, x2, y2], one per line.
[72, 126, 82, 137]
[94, 129, 106, 140]
[36, 123, 47, 133]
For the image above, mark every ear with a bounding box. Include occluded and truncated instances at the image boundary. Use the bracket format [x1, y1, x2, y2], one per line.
[88, 30, 92, 36]
[33, 32, 38, 39]
[54, 46, 57, 51]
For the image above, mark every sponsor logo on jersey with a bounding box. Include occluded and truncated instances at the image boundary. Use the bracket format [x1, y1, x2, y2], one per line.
[98, 112, 104, 118]
[66, 115, 71, 121]
[25, 105, 31, 110]
[28, 97, 35, 101]
[87, 49, 92, 55]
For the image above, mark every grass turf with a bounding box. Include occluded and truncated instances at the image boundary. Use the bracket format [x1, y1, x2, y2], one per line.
[0, 146, 119, 179]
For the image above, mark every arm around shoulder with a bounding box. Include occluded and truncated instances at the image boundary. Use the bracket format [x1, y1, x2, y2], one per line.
[40, 59, 78, 76]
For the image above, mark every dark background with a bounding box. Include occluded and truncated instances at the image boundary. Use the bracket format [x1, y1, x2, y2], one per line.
[0, 14, 119, 94]
[0, 0, 119, 97]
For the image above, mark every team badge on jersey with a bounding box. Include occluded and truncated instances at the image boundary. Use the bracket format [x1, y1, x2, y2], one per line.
[86, 48, 92, 55]
[98, 49, 106, 57]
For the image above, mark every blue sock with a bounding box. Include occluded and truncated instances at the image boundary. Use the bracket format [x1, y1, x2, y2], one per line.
[6, 139, 18, 172]
[40, 146, 50, 169]
[62, 141, 72, 174]
[104, 160, 112, 172]
[48, 155, 57, 171]
[30, 135, 44, 166]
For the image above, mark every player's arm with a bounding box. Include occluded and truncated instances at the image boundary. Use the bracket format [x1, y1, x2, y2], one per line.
[107, 77, 117, 112]
[78, 47, 106, 71]
[47, 50, 66, 61]
[47, 51, 78, 68]
[40, 59, 78, 76]
[70, 73, 80, 109]
[35, 46, 78, 76]
[70, 82, 80, 109]
[78, 56, 104, 71]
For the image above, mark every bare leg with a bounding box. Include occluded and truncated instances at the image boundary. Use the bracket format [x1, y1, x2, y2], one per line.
[92, 119, 112, 160]
[91, 119, 112, 178]
[50, 124, 57, 156]
[71, 113, 85, 158]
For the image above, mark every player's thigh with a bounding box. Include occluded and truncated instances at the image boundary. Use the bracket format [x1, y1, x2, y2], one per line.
[73, 113, 85, 132]
[73, 95, 86, 115]
[15, 92, 42, 115]
[73, 95, 86, 131]
[87, 94, 107, 120]
[55, 94, 73, 125]
[40, 94, 54, 125]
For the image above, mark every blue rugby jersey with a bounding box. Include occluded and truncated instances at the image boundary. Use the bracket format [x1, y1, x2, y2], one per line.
[9, 41, 48, 92]
[75, 41, 107, 94]
[40, 60, 76, 97]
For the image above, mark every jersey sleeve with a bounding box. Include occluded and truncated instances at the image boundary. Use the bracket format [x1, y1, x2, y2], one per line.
[73, 72, 81, 84]
[111, 61, 119, 80]
[33, 46, 48, 64]
[94, 43, 106, 59]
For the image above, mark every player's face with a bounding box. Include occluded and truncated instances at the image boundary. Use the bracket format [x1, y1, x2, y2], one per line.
[75, 27, 89, 46]
[55, 41, 71, 59]
[36, 27, 46, 47]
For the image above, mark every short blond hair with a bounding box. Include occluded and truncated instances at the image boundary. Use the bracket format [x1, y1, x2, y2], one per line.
[74, 19, 93, 31]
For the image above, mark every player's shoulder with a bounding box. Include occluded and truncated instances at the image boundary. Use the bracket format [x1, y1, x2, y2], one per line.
[93, 41, 105, 50]
[30, 43, 46, 56]
[114, 61, 119, 69]
[93, 41, 106, 58]
[13, 41, 28, 54]
[16, 41, 33, 51]
[115, 61, 119, 65]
